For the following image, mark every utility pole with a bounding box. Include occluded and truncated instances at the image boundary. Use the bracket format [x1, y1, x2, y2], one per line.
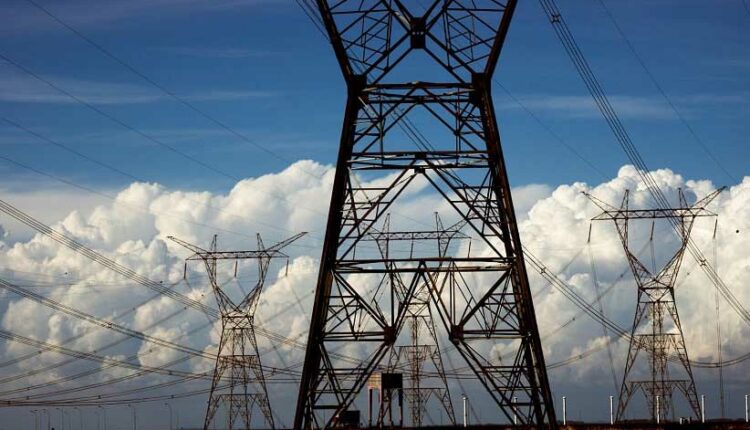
[56, 407, 64, 430]
[165, 403, 173, 430]
[656, 395, 660, 424]
[293, 0, 555, 427]
[73, 407, 82, 430]
[128, 404, 136, 430]
[462, 395, 468, 428]
[42, 409, 50, 430]
[30, 410, 39, 430]
[587, 189, 722, 422]
[170, 232, 305, 430]
[97, 406, 106, 430]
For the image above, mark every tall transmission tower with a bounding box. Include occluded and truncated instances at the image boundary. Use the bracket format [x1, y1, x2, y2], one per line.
[169, 232, 306, 430]
[587, 188, 722, 422]
[294, 0, 556, 427]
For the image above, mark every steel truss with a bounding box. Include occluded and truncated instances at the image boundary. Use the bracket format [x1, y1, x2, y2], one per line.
[295, 0, 555, 427]
[587, 189, 722, 422]
[169, 233, 305, 430]
[369, 214, 460, 426]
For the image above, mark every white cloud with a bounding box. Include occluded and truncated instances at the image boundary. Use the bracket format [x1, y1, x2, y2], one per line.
[0, 161, 747, 426]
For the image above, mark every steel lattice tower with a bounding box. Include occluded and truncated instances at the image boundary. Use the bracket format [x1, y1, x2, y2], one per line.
[374, 214, 460, 426]
[169, 233, 305, 430]
[294, 0, 556, 427]
[587, 189, 722, 422]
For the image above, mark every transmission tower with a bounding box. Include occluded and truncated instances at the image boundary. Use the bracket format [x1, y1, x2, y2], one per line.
[294, 0, 556, 427]
[587, 188, 722, 422]
[372, 214, 460, 426]
[169, 232, 306, 430]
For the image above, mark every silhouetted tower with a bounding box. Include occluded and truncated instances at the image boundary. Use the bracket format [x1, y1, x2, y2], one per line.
[372, 214, 460, 426]
[169, 232, 306, 430]
[587, 188, 722, 422]
[294, 0, 556, 427]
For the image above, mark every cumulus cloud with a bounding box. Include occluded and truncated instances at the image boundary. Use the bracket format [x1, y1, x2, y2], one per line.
[0, 160, 747, 426]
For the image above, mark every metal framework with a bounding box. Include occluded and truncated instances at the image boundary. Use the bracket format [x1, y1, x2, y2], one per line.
[294, 0, 556, 427]
[374, 214, 460, 426]
[587, 189, 722, 422]
[169, 232, 305, 430]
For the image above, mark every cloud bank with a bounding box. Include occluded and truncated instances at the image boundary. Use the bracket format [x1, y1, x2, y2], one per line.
[0, 161, 747, 427]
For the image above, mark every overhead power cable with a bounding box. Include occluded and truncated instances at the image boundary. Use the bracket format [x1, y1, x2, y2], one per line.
[0, 52, 238, 183]
[596, 0, 737, 183]
[17, 0, 381, 236]
[0, 283, 174, 372]
[0, 198, 219, 319]
[0, 198, 367, 377]
[0, 287, 315, 401]
[23, 0, 300, 169]
[492, 81, 608, 179]
[0, 277, 215, 361]
[0, 328, 219, 381]
[0, 152, 296, 247]
[0, 290, 191, 390]
[0, 318, 208, 400]
[537, 0, 750, 331]
[1, 286, 317, 401]
[0, 384, 226, 407]
[0, 116, 321, 248]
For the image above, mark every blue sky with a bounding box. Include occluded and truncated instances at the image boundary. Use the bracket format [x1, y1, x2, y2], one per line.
[0, 0, 747, 195]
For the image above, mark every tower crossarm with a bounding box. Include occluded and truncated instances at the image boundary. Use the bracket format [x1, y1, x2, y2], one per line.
[165, 235, 209, 259]
[591, 207, 716, 221]
[586, 187, 724, 222]
[364, 228, 469, 242]
[167, 232, 306, 261]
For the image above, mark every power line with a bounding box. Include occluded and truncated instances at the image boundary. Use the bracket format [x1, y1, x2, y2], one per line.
[0, 152, 314, 248]
[23, 0, 299, 171]
[0, 198, 371, 383]
[19, 0, 383, 225]
[493, 80, 609, 180]
[0, 61, 335, 244]
[596, 0, 738, 183]
[14, 0, 444, 245]
[0, 277, 216, 361]
[0, 278, 318, 401]
[1, 116, 324, 249]
[538, 0, 750, 333]
[0, 52, 241, 183]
